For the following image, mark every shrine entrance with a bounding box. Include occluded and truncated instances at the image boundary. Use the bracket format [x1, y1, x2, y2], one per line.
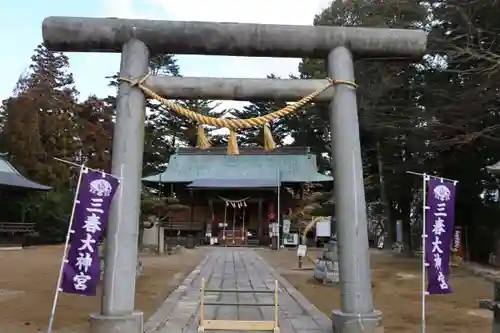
[218, 196, 248, 246]
[42, 15, 427, 333]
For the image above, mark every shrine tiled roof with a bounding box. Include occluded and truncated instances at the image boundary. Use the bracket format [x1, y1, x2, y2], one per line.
[0, 155, 51, 190]
[142, 147, 332, 184]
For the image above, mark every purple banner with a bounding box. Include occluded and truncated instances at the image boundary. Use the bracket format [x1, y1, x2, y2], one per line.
[60, 169, 120, 296]
[425, 178, 457, 295]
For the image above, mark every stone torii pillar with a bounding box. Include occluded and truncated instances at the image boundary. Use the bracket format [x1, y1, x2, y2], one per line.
[42, 17, 426, 333]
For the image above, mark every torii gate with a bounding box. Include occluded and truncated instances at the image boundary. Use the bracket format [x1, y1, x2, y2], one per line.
[42, 17, 426, 333]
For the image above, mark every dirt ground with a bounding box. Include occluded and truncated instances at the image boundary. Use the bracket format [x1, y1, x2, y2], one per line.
[0, 246, 205, 333]
[258, 248, 493, 333]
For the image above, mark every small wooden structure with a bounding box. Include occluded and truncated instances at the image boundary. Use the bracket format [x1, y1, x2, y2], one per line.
[0, 222, 36, 248]
[0, 155, 51, 248]
[198, 278, 280, 332]
[0, 222, 35, 233]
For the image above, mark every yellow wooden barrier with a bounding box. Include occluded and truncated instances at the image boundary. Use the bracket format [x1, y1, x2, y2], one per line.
[198, 278, 280, 332]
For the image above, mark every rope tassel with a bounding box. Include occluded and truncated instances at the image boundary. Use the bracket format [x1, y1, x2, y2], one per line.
[118, 74, 358, 155]
[227, 129, 239, 156]
[196, 124, 211, 149]
[263, 123, 276, 151]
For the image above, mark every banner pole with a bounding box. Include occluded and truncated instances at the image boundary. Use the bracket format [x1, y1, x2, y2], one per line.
[406, 170, 459, 333]
[406, 170, 456, 184]
[421, 173, 429, 333]
[232, 204, 236, 245]
[277, 168, 281, 251]
[223, 201, 227, 246]
[47, 164, 86, 333]
[53, 157, 122, 179]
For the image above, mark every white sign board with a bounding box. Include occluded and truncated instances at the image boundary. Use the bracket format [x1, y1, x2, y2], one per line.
[269, 222, 278, 236]
[315, 219, 331, 237]
[283, 219, 291, 234]
[297, 245, 307, 257]
[283, 233, 298, 246]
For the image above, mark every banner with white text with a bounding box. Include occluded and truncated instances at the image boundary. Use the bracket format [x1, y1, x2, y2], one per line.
[60, 170, 119, 296]
[425, 178, 457, 294]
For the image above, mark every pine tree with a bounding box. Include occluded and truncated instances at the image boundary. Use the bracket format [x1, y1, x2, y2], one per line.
[106, 54, 225, 175]
[105, 54, 181, 175]
[230, 75, 289, 148]
[166, 99, 225, 147]
[277, 0, 429, 248]
[143, 55, 182, 175]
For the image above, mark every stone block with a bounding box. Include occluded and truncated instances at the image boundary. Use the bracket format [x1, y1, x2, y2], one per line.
[313, 259, 339, 284]
[332, 309, 383, 333]
[89, 311, 143, 333]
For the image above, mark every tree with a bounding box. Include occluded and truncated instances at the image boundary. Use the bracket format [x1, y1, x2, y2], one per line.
[286, 0, 429, 249]
[286, 183, 333, 227]
[419, 0, 500, 260]
[76, 96, 114, 171]
[24, 190, 74, 243]
[154, 99, 225, 148]
[299, 0, 500, 260]
[106, 54, 226, 175]
[142, 55, 181, 175]
[230, 75, 289, 148]
[0, 44, 81, 188]
[105, 54, 181, 175]
[139, 187, 188, 251]
[0, 96, 45, 178]
[145, 56, 227, 161]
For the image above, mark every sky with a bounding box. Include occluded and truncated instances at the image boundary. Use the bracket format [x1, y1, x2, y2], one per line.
[0, 0, 332, 109]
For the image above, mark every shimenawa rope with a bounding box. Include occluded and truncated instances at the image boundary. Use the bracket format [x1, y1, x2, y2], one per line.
[119, 73, 357, 155]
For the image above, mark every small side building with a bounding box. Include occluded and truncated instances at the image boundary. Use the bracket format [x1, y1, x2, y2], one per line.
[0, 156, 51, 248]
[142, 146, 332, 247]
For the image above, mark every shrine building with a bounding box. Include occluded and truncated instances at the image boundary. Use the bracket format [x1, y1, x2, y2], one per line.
[142, 146, 332, 247]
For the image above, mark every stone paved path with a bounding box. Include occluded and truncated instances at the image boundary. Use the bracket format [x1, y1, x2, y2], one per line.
[144, 248, 331, 333]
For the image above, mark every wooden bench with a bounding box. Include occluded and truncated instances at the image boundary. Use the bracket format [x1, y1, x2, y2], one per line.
[0, 222, 35, 233]
[0, 222, 36, 248]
